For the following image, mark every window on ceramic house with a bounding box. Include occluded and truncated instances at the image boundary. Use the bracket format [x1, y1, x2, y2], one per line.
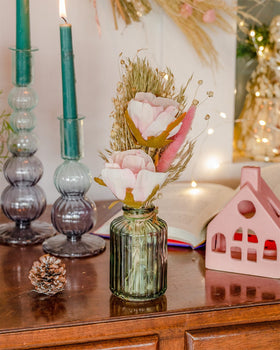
[247, 248, 257, 262]
[233, 227, 243, 241]
[211, 233, 226, 253]
[263, 239, 277, 260]
[231, 228, 242, 260]
[247, 229, 258, 262]
[231, 246, 241, 260]
[237, 200, 256, 219]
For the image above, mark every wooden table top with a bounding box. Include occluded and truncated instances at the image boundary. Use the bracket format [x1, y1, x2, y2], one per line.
[1, 201, 280, 334]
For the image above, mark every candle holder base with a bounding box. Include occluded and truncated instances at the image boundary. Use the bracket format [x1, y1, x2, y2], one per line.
[0, 222, 55, 246]
[42, 233, 106, 258]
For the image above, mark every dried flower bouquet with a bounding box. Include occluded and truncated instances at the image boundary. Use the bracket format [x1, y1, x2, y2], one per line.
[95, 56, 212, 208]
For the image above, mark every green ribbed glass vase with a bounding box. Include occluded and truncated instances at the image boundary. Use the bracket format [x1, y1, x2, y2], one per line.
[110, 206, 168, 301]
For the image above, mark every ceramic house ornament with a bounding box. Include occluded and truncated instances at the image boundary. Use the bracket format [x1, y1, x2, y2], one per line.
[206, 166, 280, 278]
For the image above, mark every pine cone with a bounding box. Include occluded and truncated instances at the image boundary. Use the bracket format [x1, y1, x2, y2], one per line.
[29, 254, 66, 296]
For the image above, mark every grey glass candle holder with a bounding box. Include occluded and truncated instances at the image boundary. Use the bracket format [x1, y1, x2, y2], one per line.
[42, 117, 105, 258]
[0, 48, 55, 246]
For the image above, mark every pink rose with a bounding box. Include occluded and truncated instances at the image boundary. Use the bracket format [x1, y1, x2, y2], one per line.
[127, 92, 181, 141]
[203, 9, 216, 23]
[101, 149, 167, 203]
[180, 4, 193, 19]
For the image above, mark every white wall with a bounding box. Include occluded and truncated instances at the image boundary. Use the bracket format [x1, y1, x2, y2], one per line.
[0, 0, 242, 204]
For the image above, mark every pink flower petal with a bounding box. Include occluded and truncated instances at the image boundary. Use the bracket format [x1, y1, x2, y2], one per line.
[155, 97, 179, 109]
[168, 122, 182, 138]
[101, 168, 136, 200]
[128, 100, 156, 133]
[127, 92, 180, 140]
[132, 169, 167, 202]
[111, 150, 155, 172]
[135, 92, 156, 104]
[122, 155, 146, 174]
[142, 105, 178, 140]
[105, 163, 121, 169]
[135, 92, 179, 109]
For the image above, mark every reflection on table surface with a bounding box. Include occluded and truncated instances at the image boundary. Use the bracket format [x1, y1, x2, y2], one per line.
[1, 203, 280, 333]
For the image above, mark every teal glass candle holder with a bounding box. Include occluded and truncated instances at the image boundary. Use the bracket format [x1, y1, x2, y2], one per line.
[0, 48, 55, 246]
[10, 47, 36, 86]
[42, 117, 105, 258]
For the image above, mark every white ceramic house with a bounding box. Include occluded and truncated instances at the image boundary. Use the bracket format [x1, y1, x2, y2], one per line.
[206, 166, 280, 278]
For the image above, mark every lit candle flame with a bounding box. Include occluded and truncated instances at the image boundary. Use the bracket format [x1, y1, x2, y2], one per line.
[59, 0, 68, 23]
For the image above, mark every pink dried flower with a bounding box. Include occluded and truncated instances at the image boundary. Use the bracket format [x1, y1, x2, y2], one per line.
[127, 92, 180, 141]
[203, 9, 216, 23]
[101, 149, 167, 203]
[180, 4, 193, 19]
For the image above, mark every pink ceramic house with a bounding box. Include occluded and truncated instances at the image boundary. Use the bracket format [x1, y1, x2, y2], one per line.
[206, 166, 280, 278]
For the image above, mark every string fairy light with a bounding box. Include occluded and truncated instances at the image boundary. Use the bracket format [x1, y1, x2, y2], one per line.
[191, 180, 197, 188]
[189, 180, 200, 195]
[206, 156, 221, 170]
[188, 104, 232, 186]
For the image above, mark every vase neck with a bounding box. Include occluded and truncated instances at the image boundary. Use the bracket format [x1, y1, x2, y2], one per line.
[122, 206, 156, 221]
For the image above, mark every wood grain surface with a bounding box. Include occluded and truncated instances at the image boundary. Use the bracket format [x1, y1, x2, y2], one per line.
[1, 202, 280, 349]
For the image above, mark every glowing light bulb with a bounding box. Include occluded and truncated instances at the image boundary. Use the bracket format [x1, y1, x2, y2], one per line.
[259, 46, 264, 51]
[262, 138, 269, 143]
[206, 157, 220, 170]
[219, 112, 227, 119]
[164, 74, 169, 80]
[255, 91, 260, 97]
[189, 181, 200, 195]
[250, 30, 256, 37]
[191, 180, 197, 188]
[207, 128, 214, 135]
[259, 120, 266, 126]
[239, 20, 244, 27]
[257, 35, 263, 41]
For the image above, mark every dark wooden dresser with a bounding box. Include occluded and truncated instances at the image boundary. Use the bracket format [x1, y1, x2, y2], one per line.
[1, 202, 280, 349]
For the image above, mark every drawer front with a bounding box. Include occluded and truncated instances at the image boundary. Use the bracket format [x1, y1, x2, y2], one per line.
[186, 321, 280, 350]
[32, 335, 158, 350]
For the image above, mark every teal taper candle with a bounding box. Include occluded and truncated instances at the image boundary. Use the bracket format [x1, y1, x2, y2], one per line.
[16, 0, 31, 86]
[60, 23, 78, 120]
[59, 0, 79, 159]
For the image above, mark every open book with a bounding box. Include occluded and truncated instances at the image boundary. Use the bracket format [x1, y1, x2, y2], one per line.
[94, 164, 280, 249]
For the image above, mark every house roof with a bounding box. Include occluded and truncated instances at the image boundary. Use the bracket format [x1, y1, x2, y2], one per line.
[209, 166, 280, 232]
